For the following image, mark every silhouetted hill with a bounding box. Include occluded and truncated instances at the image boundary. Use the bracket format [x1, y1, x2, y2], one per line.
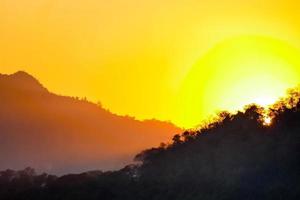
[0, 71, 181, 174]
[0, 71, 48, 92]
[1, 88, 300, 200]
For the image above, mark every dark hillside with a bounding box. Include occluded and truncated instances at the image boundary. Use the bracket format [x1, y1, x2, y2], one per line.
[1, 89, 300, 199]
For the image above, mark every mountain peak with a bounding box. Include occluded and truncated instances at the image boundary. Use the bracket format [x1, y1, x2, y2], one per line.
[0, 71, 48, 92]
[12, 70, 35, 78]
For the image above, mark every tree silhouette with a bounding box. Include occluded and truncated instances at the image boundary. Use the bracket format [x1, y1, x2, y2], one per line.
[1, 87, 300, 200]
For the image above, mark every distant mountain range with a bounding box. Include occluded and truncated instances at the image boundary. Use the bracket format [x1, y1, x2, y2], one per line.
[0, 71, 181, 174]
[1, 82, 300, 200]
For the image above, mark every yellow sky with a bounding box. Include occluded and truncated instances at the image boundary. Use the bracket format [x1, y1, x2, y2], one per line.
[1, 0, 300, 128]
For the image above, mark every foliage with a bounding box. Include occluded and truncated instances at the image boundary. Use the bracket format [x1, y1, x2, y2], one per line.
[1, 89, 300, 200]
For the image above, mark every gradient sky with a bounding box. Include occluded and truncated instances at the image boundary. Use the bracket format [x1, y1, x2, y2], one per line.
[1, 0, 300, 128]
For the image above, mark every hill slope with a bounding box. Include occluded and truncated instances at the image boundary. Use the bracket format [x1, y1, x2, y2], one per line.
[0, 71, 181, 174]
[1, 89, 300, 200]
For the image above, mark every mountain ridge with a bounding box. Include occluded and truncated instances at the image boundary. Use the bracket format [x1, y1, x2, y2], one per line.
[0, 71, 182, 174]
[1, 87, 300, 200]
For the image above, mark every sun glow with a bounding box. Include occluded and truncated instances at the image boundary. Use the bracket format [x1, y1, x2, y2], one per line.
[177, 36, 300, 128]
[263, 116, 272, 126]
[2, 1, 300, 129]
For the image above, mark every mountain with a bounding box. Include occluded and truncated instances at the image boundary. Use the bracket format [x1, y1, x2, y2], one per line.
[1, 89, 299, 200]
[0, 71, 182, 174]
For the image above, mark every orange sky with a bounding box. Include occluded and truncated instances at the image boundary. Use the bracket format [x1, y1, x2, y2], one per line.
[1, 0, 300, 128]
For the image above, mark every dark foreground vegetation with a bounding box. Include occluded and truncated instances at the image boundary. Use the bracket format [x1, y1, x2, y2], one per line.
[1, 89, 300, 200]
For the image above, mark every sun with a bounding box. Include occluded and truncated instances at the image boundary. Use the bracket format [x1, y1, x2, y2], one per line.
[263, 116, 272, 126]
[176, 35, 300, 128]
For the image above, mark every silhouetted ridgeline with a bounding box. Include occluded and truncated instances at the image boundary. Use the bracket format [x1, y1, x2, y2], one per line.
[0, 71, 181, 174]
[1, 88, 300, 200]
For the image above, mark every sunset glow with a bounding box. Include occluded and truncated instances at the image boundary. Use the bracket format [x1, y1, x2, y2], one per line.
[1, 0, 300, 128]
[177, 36, 300, 127]
[2, 1, 300, 198]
